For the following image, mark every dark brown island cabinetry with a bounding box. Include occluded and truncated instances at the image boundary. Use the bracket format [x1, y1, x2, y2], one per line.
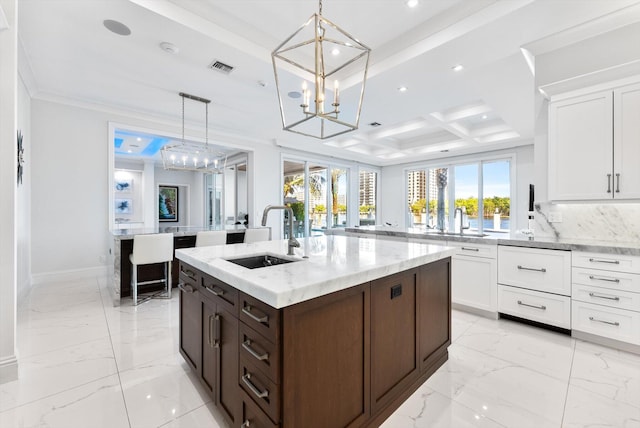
[179, 257, 451, 428]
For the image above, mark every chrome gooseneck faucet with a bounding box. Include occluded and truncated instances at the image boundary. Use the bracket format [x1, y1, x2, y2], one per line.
[261, 205, 300, 256]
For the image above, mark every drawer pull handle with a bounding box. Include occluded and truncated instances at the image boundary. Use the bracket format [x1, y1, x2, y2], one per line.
[242, 305, 269, 324]
[616, 173, 620, 193]
[242, 373, 269, 399]
[208, 315, 214, 347]
[181, 269, 197, 281]
[205, 286, 225, 296]
[242, 340, 269, 361]
[517, 300, 546, 310]
[517, 265, 546, 273]
[177, 283, 195, 293]
[607, 173, 612, 193]
[588, 275, 620, 284]
[588, 292, 620, 301]
[461, 247, 480, 252]
[589, 316, 620, 327]
[588, 258, 620, 265]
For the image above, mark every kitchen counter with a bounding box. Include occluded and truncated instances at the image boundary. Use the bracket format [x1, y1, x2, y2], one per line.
[332, 226, 640, 256]
[112, 224, 250, 240]
[175, 234, 455, 308]
[176, 234, 454, 427]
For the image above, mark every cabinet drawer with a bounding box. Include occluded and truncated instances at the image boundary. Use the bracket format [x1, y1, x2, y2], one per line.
[498, 246, 571, 295]
[572, 251, 640, 274]
[239, 292, 281, 344]
[572, 267, 640, 293]
[572, 301, 640, 345]
[179, 262, 199, 288]
[239, 322, 280, 383]
[572, 283, 640, 312]
[448, 241, 497, 258]
[201, 273, 238, 311]
[240, 357, 280, 423]
[498, 285, 571, 329]
[240, 390, 279, 428]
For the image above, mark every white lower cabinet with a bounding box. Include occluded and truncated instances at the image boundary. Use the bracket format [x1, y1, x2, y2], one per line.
[571, 251, 640, 348]
[498, 285, 571, 329]
[450, 242, 497, 316]
[572, 300, 640, 345]
[497, 245, 572, 329]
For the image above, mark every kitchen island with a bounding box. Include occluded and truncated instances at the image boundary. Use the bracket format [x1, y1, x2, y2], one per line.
[175, 235, 454, 428]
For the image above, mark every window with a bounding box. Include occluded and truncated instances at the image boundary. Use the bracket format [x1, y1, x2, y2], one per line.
[359, 170, 377, 226]
[407, 158, 511, 234]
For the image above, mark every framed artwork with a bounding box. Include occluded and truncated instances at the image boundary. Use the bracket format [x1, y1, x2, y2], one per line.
[159, 185, 179, 222]
[115, 198, 132, 214]
[115, 178, 133, 193]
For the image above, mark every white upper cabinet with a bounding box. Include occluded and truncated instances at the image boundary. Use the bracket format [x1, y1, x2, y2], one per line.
[548, 80, 640, 201]
[614, 83, 640, 199]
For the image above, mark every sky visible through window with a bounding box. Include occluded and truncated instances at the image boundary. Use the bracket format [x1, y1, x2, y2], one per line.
[455, 161, 510, 198]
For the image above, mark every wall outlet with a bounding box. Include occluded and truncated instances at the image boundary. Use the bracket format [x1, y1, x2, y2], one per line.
[548, 211, 563, 223]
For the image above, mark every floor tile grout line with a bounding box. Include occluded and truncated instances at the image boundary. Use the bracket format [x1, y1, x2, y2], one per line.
[97, 276, 133, 428]
[560, 336, 577, 428]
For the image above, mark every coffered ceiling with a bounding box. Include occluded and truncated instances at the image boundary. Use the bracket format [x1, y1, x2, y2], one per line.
[17, 0, 640, 165]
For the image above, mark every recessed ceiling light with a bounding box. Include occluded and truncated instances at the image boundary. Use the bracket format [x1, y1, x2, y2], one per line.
[159, 42, 179, 54]
[136, 137, 141, 141]
[452, 64, 464, 72]
[103, 19, 131, 36]
[127, 149, 132, 153]
[288, 91, 302, 99]
[482, 114, 488, 119]
[331, 48, 340, 56]
[398, 86, 408, 92]
[406, 0, 419, 8]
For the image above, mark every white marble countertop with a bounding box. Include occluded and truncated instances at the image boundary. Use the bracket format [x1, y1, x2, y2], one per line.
[334, 226, 640, 256]
[112, 225, 256, 240]
[175, 235, 455, 309]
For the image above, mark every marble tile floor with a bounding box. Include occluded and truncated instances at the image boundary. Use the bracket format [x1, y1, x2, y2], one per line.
[1, 276, 639, 428]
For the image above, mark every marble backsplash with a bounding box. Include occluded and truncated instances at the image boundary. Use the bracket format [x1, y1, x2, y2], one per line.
[533, 202, 640, 243]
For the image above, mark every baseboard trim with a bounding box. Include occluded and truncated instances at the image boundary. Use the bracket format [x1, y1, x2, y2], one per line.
[0, 355, 18, 384]
[31, 265, 108, 285]
[452, 302, 499, 320]
[572, 330, 640, 355]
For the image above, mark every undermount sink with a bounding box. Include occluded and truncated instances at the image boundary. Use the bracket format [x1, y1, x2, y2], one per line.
[226, 254, 299, 269]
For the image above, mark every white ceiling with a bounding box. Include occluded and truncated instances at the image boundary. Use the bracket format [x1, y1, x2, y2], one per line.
[17, 0, 640, 166]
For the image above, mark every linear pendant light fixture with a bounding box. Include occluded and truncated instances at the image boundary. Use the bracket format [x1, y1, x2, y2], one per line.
[161, 92, 227, 173]
[272, 0, 371, 139]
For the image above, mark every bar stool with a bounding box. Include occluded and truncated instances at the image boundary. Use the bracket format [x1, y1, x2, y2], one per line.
[195, 230, 227, 247]
[243, 228, 270, 243]
[130, 233, 174, 306]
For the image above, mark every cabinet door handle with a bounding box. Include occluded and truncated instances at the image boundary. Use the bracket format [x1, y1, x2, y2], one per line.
[517, 300, 546, 310]
[242, 305, 268, 324]
[207, 315, 214, 347]
[607, 173, 612, 193]
[242, 339, 269, 361]
[461, 247, 480, 252]
[177, 283, 194, 293]
[205, 286, 225, 297]
[588, 275, 620, 284]
[517, 265, 546, 273]
[242, 373, 269, 399]
[588, 258, 620, 265]
[589, 316, 620, 326]
[588, 292, 620, 301]
[615, 173, 620, 193]
[213, 314, 220, 348]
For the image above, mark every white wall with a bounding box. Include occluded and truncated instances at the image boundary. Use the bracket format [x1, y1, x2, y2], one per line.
[379, 145, 535, 231]
[17, 74, 31, 303]
[0, 0, 18, 383]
